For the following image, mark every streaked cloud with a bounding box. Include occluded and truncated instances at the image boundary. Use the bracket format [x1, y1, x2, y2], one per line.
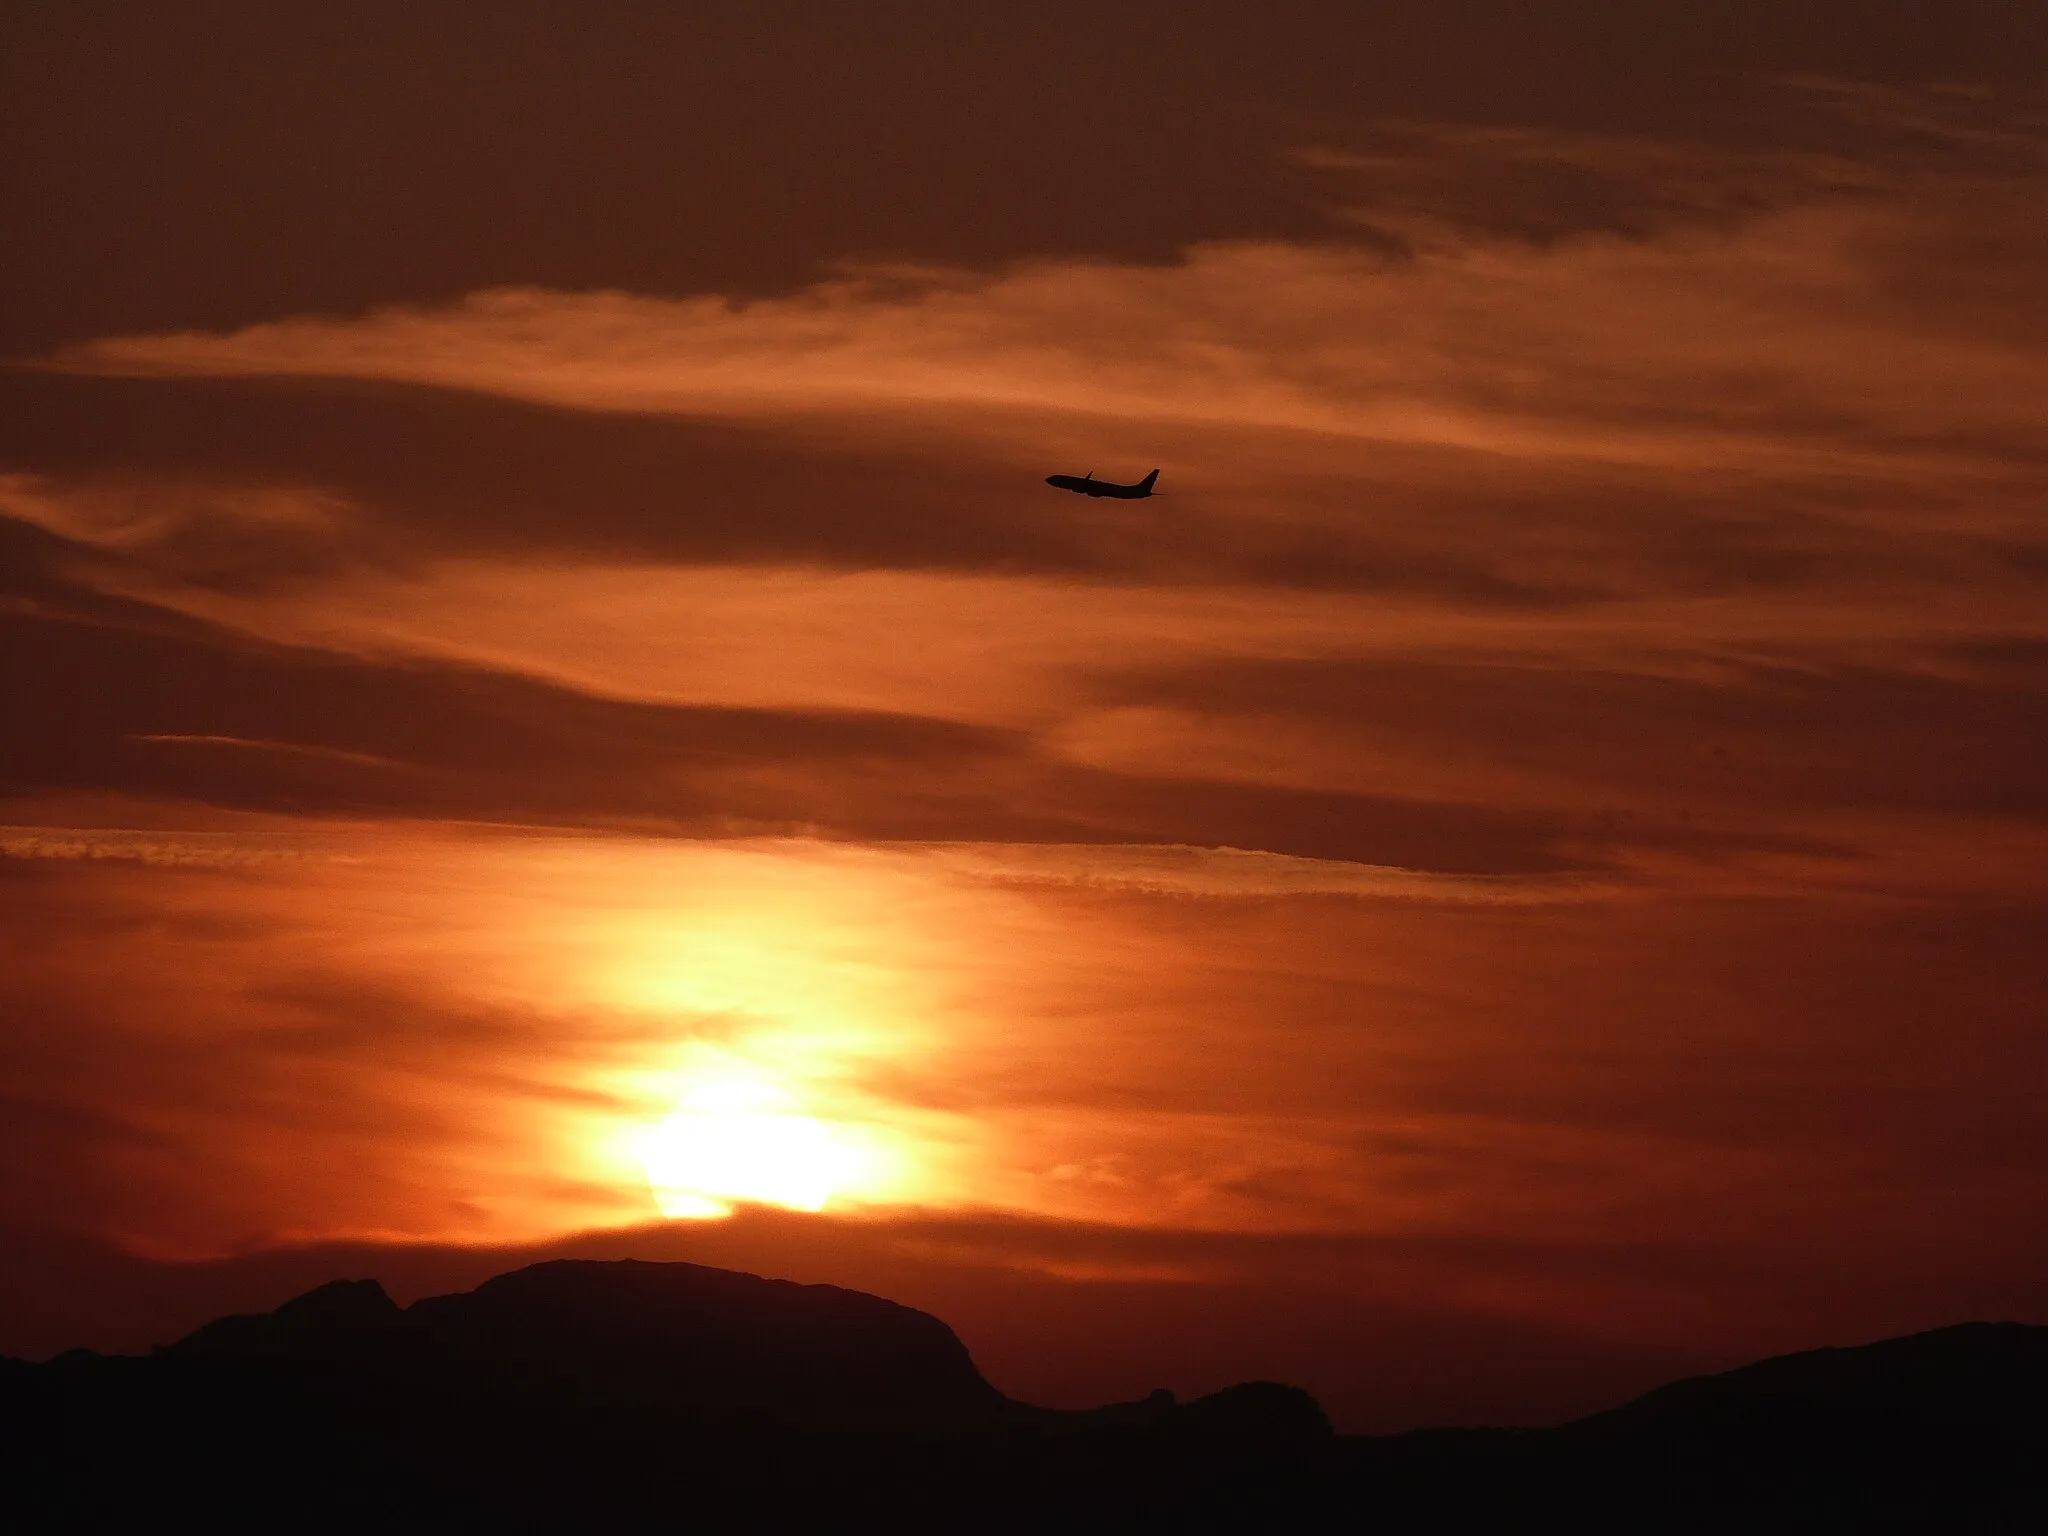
[53, 128, 2048, 487]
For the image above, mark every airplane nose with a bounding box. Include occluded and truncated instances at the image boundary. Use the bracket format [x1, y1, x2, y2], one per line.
[1044, 476, 1060, 486]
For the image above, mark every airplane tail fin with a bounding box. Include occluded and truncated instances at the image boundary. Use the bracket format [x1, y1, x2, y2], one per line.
[1138, 469, 1160, 494]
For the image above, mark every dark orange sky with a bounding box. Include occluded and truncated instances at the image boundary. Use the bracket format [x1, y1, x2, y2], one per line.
[5, 2, 2048, 1432]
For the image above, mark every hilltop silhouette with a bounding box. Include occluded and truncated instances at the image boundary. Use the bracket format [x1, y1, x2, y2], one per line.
[163, 1260, 1012, 1431]
[4, 1259, 2044, 1532]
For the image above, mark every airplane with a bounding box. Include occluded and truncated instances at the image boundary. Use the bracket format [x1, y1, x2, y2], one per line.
[1044, 468, 1160, 499]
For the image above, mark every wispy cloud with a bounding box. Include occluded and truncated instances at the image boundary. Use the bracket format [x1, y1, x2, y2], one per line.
[897, 839, 1614, 901]
[50, 129, 2048, 480]
[0, 826, 341, 868]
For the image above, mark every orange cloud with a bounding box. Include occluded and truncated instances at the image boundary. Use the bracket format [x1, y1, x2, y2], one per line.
[53, 155, 2048, 485]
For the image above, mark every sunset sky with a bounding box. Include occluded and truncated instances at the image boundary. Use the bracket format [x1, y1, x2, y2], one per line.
[5, 2, 2047, 1432]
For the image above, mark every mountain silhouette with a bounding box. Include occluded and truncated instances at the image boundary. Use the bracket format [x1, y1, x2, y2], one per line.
[5, 1259, 2044, 1532]
[1344, 1321, 2048, 1532]
[163, 1260, 1011, 1431]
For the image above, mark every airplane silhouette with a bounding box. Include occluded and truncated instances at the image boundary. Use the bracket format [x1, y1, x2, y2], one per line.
[1045, 469, 1160, 499]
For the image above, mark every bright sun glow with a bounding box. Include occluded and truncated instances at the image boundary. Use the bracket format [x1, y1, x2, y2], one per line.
[636, 1076, 869, 1219]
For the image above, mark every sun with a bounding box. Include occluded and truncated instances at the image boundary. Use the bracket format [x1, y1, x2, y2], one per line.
[636, 1077, 867, 1219]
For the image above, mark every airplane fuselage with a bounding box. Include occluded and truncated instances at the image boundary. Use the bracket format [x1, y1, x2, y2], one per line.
[1045, 469, 1159, 499]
